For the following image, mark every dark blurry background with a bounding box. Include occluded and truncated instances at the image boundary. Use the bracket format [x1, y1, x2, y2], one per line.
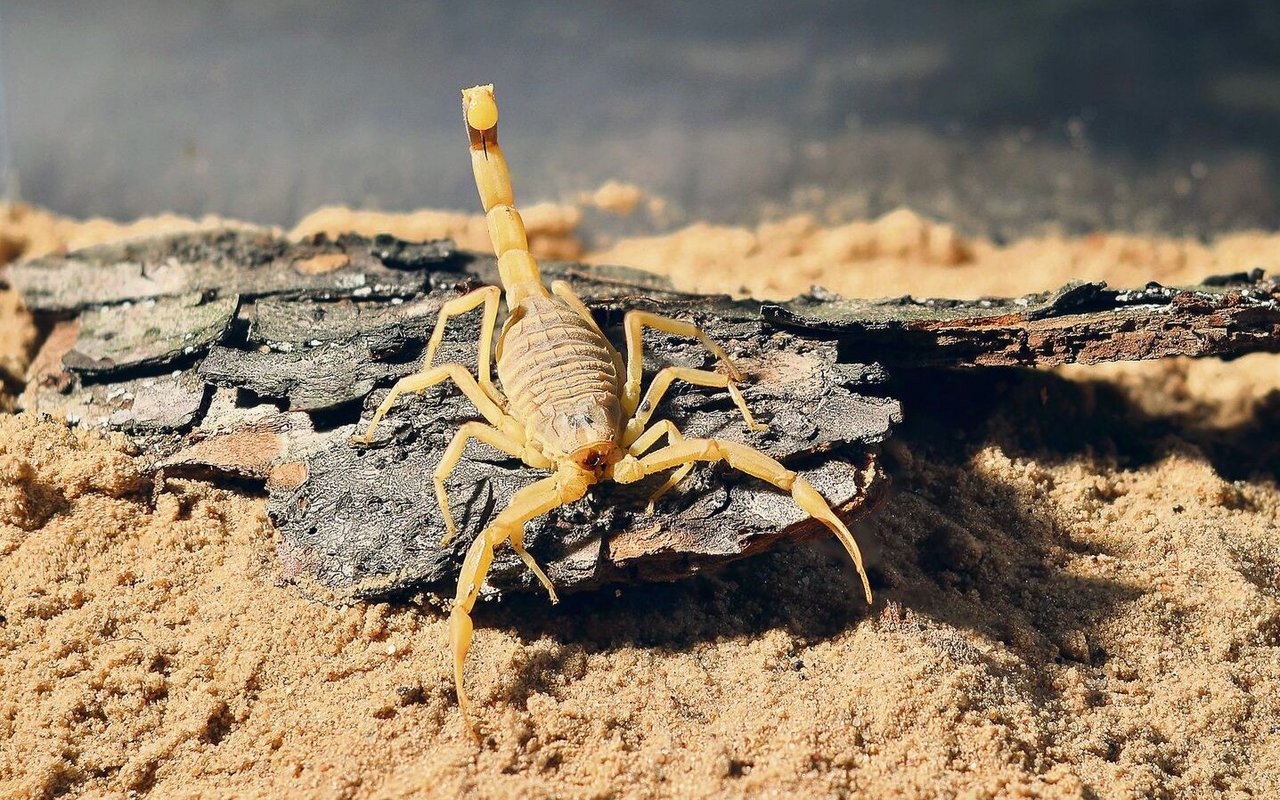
[3, 1, 1279, 239]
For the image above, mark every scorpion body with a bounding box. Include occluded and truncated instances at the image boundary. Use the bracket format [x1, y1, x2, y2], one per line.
[498, 296, 622, 459]
[357, 85, 872, 737]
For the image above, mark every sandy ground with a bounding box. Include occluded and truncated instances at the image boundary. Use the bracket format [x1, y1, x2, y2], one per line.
[1, 200, 1279, 799]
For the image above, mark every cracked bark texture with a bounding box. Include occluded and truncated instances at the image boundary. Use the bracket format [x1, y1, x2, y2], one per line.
[767, 271, 1280, 367]
[3, 230, 899, 601]
[5, 229, 1277, 601]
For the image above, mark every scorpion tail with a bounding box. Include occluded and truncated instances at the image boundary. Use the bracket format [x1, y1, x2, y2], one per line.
[462, 84, 547, 307]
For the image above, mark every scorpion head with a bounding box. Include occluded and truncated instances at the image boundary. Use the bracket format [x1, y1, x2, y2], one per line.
[554, 444, 618, 499]
[567, 442, 621, 482]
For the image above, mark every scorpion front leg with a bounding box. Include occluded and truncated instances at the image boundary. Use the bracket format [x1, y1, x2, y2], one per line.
[614, 438, 873, 604]
[625, 419, 693, 512]
[450, 471, 587, 736]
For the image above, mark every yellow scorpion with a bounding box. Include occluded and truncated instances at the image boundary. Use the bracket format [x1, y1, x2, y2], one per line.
[358, 84, 872, 733]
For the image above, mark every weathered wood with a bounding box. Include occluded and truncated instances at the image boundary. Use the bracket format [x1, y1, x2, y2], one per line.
[3, 229, 459, 312]
[4, 230, 900, 602]
[63, 292, 239, 375]
[766, 273, 1280, 367]
[19, 317, 212, 433]
[8, 228, 1277, 603]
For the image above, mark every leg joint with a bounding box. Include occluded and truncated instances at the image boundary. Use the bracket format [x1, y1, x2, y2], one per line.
[484, 521, 513, 546]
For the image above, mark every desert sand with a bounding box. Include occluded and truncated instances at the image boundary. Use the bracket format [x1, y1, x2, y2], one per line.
[1, 198, 1278, 799]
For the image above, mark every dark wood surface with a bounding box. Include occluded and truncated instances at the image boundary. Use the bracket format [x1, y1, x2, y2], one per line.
[4, 230, 900, 601]
[6, 230, 1276, 601]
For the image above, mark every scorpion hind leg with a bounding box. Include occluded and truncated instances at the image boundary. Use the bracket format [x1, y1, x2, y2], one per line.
[621, 365, 765, 448]
[422, 284, 504, 408]
[353, 363, 514, 445]
[621, 310, 751, 416]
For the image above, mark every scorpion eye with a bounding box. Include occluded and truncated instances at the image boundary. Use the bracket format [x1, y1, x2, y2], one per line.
[584, 453, 602, 468]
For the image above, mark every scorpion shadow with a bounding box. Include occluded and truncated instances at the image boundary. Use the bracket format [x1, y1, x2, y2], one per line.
[472, 360, 1280, 705]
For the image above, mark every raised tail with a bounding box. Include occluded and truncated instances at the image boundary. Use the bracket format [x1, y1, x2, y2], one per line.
[462, 84, 547, 306]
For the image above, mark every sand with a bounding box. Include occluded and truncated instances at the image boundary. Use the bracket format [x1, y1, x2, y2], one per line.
[1, 201, 1278, 799]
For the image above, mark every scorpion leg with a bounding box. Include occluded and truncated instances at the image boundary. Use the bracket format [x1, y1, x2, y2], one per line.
[624, 419, 693, 512]
[551, 279, 624, 381]
[435, 422, 550, 546]
[621, 365, 764, 448]
[614, 438, 873, 604]
[507, 532, 559, 605]
[355, 362, 521, 444]
[450, 472, 586, 736]
[621, 310, 755, 421]
[423, 285, 504, 407]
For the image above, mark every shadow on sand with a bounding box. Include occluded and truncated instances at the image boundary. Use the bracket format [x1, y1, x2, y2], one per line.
[458, 362, 1278, 709]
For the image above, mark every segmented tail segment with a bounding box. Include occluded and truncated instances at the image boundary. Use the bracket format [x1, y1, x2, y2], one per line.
[462, 84, 547, 307]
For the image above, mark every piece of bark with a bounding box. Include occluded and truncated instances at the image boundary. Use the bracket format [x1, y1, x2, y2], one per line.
[19, 316, 211, 432]
[20, 229, 1279, 604]
[22, 318, 80, 396]
[7, 229, 898, 601]
[197, 294, 453, 411]
[153, 396, 334, 490]
[2, 229, 460, 313]
[766, 275, 1280, 367]
[22, 369, 210, 432]
[63, 292, 239, 376]
[267, 359, 892, 602]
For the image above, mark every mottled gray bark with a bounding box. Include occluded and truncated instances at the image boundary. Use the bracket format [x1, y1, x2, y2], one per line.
[4, 230, 898, 601]
[768, 272, 1280, 367]
[5, 229, 1275, 602]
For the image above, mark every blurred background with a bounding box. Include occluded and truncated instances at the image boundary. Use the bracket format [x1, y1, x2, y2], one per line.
[2, 0, 1279, 240]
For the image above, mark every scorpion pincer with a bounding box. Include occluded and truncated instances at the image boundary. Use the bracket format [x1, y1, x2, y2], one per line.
[356, 84, 873, 736]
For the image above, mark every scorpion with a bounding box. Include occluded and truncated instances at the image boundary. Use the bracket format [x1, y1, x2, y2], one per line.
[357, 84, 873, 734]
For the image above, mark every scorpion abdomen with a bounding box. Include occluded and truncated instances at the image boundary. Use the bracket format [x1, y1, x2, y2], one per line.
[497, 294, 622, 455]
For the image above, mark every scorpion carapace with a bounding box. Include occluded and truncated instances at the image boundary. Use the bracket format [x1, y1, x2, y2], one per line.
[356, 83, 873, 737]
